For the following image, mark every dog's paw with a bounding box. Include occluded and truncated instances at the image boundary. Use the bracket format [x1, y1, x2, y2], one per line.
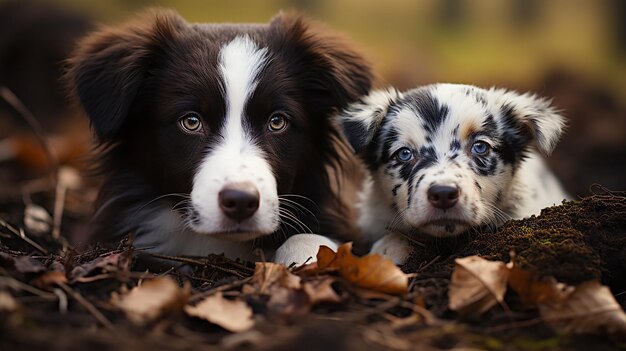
[274, 234, 338, 266]
[370, 233, 411, 265]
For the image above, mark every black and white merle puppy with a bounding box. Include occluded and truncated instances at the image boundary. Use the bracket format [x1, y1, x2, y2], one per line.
[66, 9, 372, 264]
[339, 84, 568, 264]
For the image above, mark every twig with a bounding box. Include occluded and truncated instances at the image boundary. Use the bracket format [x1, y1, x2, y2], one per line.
[52, 288, 68, 314]
[58, 281, 114, 330]
[0, 87, 59, 181]
[0, 275, 57, 299]
[52, 176, 66, 239]
[146, 252, 248, 279]
[189, 277, 252, 303]
[417, 255, 441, 274]
[408, 255, 441, 291]
[0, 216, 48, 254]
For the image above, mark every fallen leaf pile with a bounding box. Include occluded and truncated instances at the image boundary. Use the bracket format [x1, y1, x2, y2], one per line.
[448, 255, 626, 335]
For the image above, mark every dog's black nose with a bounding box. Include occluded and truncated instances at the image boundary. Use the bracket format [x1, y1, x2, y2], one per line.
[427, 185, 459, 210]
[218, 183, 260, 222]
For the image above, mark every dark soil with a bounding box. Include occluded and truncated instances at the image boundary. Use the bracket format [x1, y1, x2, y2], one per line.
[1, 193, 626, 350]
[404, 193, 626, 314]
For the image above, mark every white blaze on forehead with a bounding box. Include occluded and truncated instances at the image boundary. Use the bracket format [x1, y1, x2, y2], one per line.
[190, 36, 278, 237]
[218, 35, 269, 144]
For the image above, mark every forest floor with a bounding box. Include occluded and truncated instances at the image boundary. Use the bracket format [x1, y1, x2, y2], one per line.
[1, 171, 626, 350]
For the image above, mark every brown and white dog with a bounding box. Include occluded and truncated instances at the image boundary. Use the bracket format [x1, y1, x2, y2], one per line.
[66, 9, 372, 265]
[340, 84, 569, 264]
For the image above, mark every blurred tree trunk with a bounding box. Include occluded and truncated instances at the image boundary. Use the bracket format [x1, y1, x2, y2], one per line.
[607, 0, 626, 54]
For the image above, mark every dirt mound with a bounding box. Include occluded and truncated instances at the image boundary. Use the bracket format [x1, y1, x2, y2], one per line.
[404, 193, 626, 315]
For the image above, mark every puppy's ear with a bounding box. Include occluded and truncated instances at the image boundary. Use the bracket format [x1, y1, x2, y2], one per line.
[269, 12, 373, 114]
[490, 88, 565, 155]
[65, 9, 186, 141]
[338, 88, 402, 153]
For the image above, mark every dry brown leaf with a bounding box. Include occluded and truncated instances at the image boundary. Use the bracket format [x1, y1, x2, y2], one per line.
[243, 262, 310, 315]
[303, 277, 342, 304]
[242, 262, 343, 315]
[448, 256, 509, 316]
[112, 276, 188, 325]
[539, 280, 626, 335]
[244, 262, 301, 295]
[185, 292, 254, 332]
[267, 287, 310, 316]
[316, 243, 408, 295]
[316, 245, 337, 269]
[507, 263, 572, 307]
[69, 250, 132, 283]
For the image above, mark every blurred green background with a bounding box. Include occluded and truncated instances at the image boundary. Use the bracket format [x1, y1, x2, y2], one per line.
[53, 0, 625, 96]
[1, 0, 625, 195]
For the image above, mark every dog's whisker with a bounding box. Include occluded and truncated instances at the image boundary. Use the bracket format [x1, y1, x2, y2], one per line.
[280, 220, 303, 236]
[279, 197, 317, 218]
[279, 208, 313, 234]
[279, 198, 321, 232]
[279, 194, 320, 210]
[133, 193, 191, 217]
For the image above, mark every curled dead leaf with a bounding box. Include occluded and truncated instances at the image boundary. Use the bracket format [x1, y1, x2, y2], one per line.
[507, 263, 572, 307]
[185, 292, 254, 332]
[539, 280, 626, 335]
[69, 250, 132, 283]
[448, 255, 509, 317]
[244, 262, 301, 295]
[316, 243, 408, 295]
[303, 278, 342, 305]
[112, 276, 188, 325]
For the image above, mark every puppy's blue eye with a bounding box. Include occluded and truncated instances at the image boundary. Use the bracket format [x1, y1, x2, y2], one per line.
[471, 141, 491, 155]
[395, 147, 414, 162]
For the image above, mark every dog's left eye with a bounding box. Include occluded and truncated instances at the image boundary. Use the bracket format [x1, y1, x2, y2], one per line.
[268, 114, 288, 132]
[395, 147, 414, 162]
[471, 141, 491, 155]
[179, 112, 204, 133]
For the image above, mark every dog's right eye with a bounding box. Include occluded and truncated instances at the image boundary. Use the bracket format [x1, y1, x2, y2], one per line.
[471, 141, 491, 156]
[395, 147, 414, 162]
[179, 112, 204, 133]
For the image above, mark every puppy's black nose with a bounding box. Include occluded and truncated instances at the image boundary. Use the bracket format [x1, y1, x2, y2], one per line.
[218, 183, 260, 222]
[427, 185, 459, 210]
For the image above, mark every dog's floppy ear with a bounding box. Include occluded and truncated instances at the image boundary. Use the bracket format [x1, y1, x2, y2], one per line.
[269, 12, 373, 114]
[338, 88, 402, 153]
[490, 88, 565, 155]
[65, 9, 186, 141]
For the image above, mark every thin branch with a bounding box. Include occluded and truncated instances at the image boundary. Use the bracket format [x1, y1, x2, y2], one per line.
[58, 281, 114, 330]
[0, 216, 48, 254]
[146, 252, 248, 279]
[0, 87, 59, 181]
